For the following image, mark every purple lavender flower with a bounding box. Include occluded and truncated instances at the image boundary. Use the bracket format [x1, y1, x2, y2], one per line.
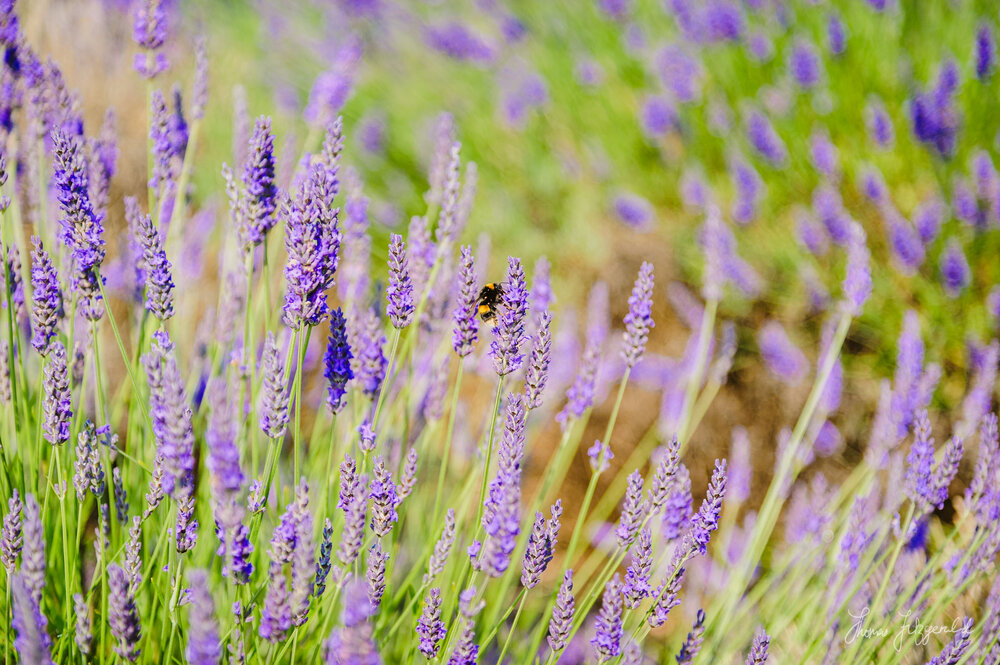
[548, 570, 575, 653]
[649, 567, 684, 628]
[524, 311, 552, 409]
[425, 509, 457, 584]
[386, 233, 414, 328]
[472, 394, 526, 577]
[914, 197, 944, 244]
[142, 330, 195, 496]
[746, 109, 788, 167]
[282, 160, 340, 329]
[521, 501, 561, 589]
[108, 564, 141, 661]
[757, 320, 808, 385]
[676, 609, 707, 664]
[452, 245, 480, 357]
[323, 308, 353, 414]
[940, 239, 970, 297]
[796, 210, 828, 256]
[259, 561, 292, 642]
[842, 222, 872, 315]
[241, 116, 278, 247]
[42, 341, 72, 445]
[640, 96, 676, 138]
[357, 307, 387, 400]
[865, 97, 895, 147]
[810, 129, 840, 179]
[886, 210, 925, 274]
[174, 486, 198, 553]
[588, 440, 614, 473]
[74, 594, 92, 657]
[976, 24, 996, 81]
[592, 574, 624, 661]
[449, 587, 484, 665]
[73, 424, 105, 500]
[1, 489, 22, 573]
[613, 193, 654, 231]
[10, 574, 52, 665]
[53, 130, 105, 320]
[910, 60, 961, 159]
[425, 22, 495, 64]
[303, 40, 361, 127]
[745, 628, 770, 663]
[623, 527, 653, 608]
[338, 484, 367, 567]
[656, 44, 702, 103]
[366, 541, 388, 610]
[29, 237, 62, 356]
[906, 410, 936, 511]
[369, 456, 400, 537]
[930, 617, 974, 664]
[21, 496, 44, 607]
[489, 257, 529, 375]
[930, 436, 963, 510]
[731, 157, 763, 224]
[359, 421, 376, 454]
[185, 570, 221, 665]
[259, 333, 290, 439]
[132, 204, 174, 320]
[191, 35, 208, 120]
[132, 0, 168, 78]
[313, 519, 333, 598]
[690, 459, 727, 555]
[616, 471, 645, 548]
[788, 38, 821, 88]
[827, 12, 846, 56]
[622, 262, 654, 369]
[416, 587, 446, 659]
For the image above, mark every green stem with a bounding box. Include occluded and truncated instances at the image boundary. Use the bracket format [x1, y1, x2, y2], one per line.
[371, 327, 402, 427]
[292, 327, 311, 484]
[432, 361, 463, 519]
[474, 377, 505, 529]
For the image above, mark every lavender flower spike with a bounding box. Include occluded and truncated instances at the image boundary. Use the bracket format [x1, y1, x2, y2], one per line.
[622, 261, 654, 368]
[452, 245, 480, 357]
[416, 587, 446, 659]
[323, 308, 353, 414]
[691, 459, 728, 556]
[108, 564, 141, 661]
[490, 256, 529, 376]
[241, 116, 278, 247]
[616, 471, 645, 548]
[842, 222, 872, 316]
[524, 311, 552, 409]
[675, 609, 707, 664]
[132, 0, 168, 78]
[940, 239, 970, 298]
[53, 131, 105, 320]
[387, 233, 415, 328]
[1, 489, 22, 573]
[259, 333, 290, 439]
[132, 203, 175, 320]
[745, 629, 770, 664]
[11, 574, 53, 665]
[282, 160, 340, 329]
[592, 574, 624, 662]
[548, 570, 575, 653]
[185, 570, 221, 665]
[29, 237, 62, 356]
[142, 330, 195, 496]
[42, 342, 72, 445]
[369, 456, 400, 537]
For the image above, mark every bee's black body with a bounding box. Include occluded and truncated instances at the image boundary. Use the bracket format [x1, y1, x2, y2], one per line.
[477, 282, 505, 325]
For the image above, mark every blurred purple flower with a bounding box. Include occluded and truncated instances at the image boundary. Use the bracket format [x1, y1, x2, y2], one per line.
[939, 239, 970, 297]
[613, 193, 654, 231]
[757, 320, 808, 385]
[640, 96, 676, 138]
[745, 109, 787, 167]
[827, 12, 846, 56]
[425, 22, 495, 64]
[304, 38, 362, 126]
[976, 24, 996, 81]
[656, 44, 702, 103]
[809, 128, 840, 180]
[788, 38, 822, 88]
[865, 97, 894, 147]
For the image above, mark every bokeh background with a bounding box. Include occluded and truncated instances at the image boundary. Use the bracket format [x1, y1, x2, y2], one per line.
[20, 0, 1000, 509]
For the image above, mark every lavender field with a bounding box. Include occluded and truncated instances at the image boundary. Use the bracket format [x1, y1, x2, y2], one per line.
[2, 0, 1000, 663]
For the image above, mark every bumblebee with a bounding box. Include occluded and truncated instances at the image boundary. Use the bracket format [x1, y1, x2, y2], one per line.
[477, 282, 505, 326]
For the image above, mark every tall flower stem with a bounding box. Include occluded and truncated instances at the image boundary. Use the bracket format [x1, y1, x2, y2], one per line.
[678, 298, 718, 452]
[372, 327, 402, 427]
[708, 310, 852, 642]
[432, 361, 463, 519]
[292, 327, 311, 483]
[474, 376, 505, 529]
